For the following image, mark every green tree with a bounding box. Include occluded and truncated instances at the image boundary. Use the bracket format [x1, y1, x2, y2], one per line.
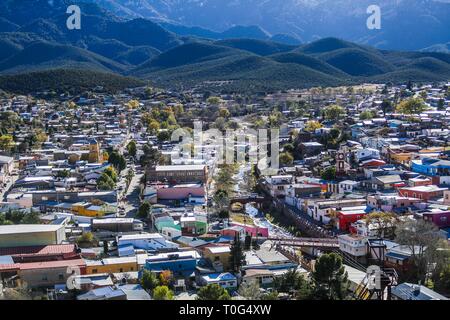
[137, 202, 151, 219]
[279, 152, 294, 166]
[76, 232, 98, 248]
[273, 269, 313, 299]
[311, 253, 349, 300]
[20, 210, 40, 224]
[197, 284, 231, 300]
[229, 233, 246, 273]
[238, 281, 262, 300]
[214, 189, 230, 212]
[141, 270, 160, 292]
[437, 99, 445, 111]
[152, 286, 174, 300]
[324, 105, 346, 121]
[157, 130, 171, 142]
[108, 151, 126, 172]
[207, 96, 222, 106]
[396, 98, 428, 115]
[321, 167, 336, 181]
[127, 140, 137, 158]
[381, 99, 393, 116]
[0, 134, 14, 152]
[359, 110, 375, 120]
[304, 120, 322, 132]
[97, 171, 116, 190]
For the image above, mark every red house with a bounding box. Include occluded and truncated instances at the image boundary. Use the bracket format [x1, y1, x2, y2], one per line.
[335, 206, 369, 232]
[398, 185, 447, 201]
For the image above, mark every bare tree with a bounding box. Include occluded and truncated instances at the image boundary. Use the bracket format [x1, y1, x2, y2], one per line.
[395, 219, 443, 282]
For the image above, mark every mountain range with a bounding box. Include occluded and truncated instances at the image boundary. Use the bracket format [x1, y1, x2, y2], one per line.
[90, 0, 450, 51]
[0, 0, 449, 93]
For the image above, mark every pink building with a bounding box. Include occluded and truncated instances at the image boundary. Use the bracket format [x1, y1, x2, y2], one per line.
[229, 222, 269, 238]
[156, 183, 205, 201]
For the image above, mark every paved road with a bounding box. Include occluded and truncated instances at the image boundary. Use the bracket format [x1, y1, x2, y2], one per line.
[116, 163, 144, 218]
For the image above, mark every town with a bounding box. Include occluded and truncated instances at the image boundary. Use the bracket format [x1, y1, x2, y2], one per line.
[0, 81, 449, 301]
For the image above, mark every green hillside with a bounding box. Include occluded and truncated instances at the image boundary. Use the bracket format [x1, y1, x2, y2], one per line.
[0, 69, 144, 94]
[0, 42, 128, 74]
[215, 39, 295, 56]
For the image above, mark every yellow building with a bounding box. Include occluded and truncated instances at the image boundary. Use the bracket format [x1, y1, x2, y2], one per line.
[88, 138, 103, 163]
[71, 202, 106, 218]
[389, 151, 412, 165]
[203, 246, 231, 271]
[85, 256, 138, 274]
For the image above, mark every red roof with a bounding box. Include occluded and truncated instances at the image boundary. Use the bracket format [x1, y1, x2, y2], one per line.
[0, 244, 77, 258]
[17, 258, 86, 271]
[0, 264, 20, 272]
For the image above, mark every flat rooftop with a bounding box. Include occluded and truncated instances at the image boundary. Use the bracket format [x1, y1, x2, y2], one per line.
[0, 224, 63, 235]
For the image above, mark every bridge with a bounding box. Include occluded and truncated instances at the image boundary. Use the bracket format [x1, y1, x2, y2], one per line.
[230, 194, 267, 208]
[268, 237, 339, 250]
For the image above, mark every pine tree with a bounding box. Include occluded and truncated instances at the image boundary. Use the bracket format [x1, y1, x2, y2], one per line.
[229, 233, 246, 273]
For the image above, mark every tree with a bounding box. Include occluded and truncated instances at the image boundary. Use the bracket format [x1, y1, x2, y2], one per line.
[197, 284, 231, 300]
[159, 270, 174, 287]
[304, 120, 322, 132]
[218, 108, 231, 119]
[141, 270, 160, 292]
[229, 233, 246, 273]
[396, 98, 428, 115]
[20, 210, 40, 224]
[103, 167, 118, 183]
[437, 99, 445, 111]
[0, 134, 14, 152]
[279, 152, 294, 166]
[157, 130, 171, 142]
[97, 173, 116, 190]
[127, 99, 140, 109]
[127, 140, 137, 158]
[434, 263, 450, 296]
[103, 240, 109, 254]
[214, 189, 230, 212]
[381, 99, 393, 116]
[148, 120, 160, 134]
[108, 151, 126, 172]
[359, 110, 375, 120]
[76, 232, 98, 248]
[324, 105, 345, 121]
[207, 96, 222, 106]
[311, 253, 349, 300]
[244, 235, 252, 250]
[321, 167, 336, 181]
[152, 286, 174, 300]
[140, 144, 161, 167]
[238, 281, 263, 300]
[364, 212, 397, 238]
[395, 219, 444, 282]
[137, 202, 151, 219]
[273, 269, 312, 299]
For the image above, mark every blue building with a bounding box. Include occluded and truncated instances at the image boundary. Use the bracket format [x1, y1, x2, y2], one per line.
[144, 250, 200, 276]
[411, 158, 450, 176]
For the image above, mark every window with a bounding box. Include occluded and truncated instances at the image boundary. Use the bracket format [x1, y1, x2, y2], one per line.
[42, 196, 48, 201]
[42, 275, 48, 281]
[92, 269, 98, 274]
[58, 274, 64, 280]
